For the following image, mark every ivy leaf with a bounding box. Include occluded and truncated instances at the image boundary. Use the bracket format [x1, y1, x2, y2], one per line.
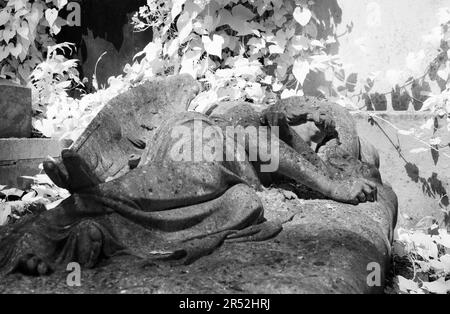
[166, 38, 180, 57]
[0, 204, 12, 226]
[421, 278, 450, 294]
[18, 63, 31, 80]
[440, 254, 450, 270]
[245, 82, 265, 102]
[260, 76, 272, 85]
[56, 0, 68, 9]
[203, 15, 215, 33]
[304, 22, 318, 37]
[17, 20, 29, 38]
[33, 119, 55, 138]
[291, 35, 309, 51]
[184, 0, 202, 19]
[218, 9, 254, 36]
[437, 62, 450, 81]
[202, 34, 224, 58]
[0, 9, 10, 26]
[3, 25, 16, 44]
[45, 8, 58, 27]
[0, 46, 8, 62]
[177, 11, 193, 43]
[397, 276, 420, 293]
[345, 72, 358, 92]
[433, 230, 450, 248]
[50, 17, 66, 35]
[310, 39, 325, 48]
[231, 4, 255, 21]
[420, 96, 438, 113]
[409, 231, 439, 260]
[272, 10, 287, 27]
[180, 49, 202, 78]
[10, 0, 27, 11]
[429, 259, 449, 273]
[272, 81, 283, 92]
[292, 59, 310, 85]
[9, 42, 22, 58]
[18, 42, 29, 62]
[56, 81, 72, 89]
[268, 44, 284, 54]
[172, 0, 187, 19]
[267, 30, 287, 54]
[293, 7, 312, 26]
[281, 89, 303, 99]
[310, 54, 333, 72]
[26, 5, 41, 34]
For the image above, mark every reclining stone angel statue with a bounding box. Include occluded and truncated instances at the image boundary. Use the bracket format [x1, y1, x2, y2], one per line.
[0, 75, 396, 276]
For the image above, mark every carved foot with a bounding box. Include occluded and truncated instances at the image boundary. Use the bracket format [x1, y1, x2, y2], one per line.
[1, 219, 107, 276]
[43, 149, 101, 192]
[0, 201, 125, 277]
[58, 220, 106, 269]
[15, 253, 52, 276]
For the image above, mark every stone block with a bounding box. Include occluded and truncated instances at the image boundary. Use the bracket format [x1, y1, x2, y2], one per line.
[0, 138, 66, 188]
[0, 82, 32, 138]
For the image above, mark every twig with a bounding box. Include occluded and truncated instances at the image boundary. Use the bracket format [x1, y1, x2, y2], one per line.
[365, 112, 450, 159]
[369, 116, 408, 163]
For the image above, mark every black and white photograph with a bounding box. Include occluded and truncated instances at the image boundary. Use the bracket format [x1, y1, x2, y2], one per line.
[0, 0, 449, 298]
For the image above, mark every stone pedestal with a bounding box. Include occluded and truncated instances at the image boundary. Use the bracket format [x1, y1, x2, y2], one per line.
[0, 82, 32, 138]
[0, 139, 66, 189]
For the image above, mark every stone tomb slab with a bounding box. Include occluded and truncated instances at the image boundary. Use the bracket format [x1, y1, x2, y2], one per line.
[0, 185, 395, 294]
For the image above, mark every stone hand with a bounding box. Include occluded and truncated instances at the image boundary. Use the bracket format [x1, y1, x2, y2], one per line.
[265, 101, 334, 132]
[44, 150, 140, 193]
[263, 104, 308, 126]
[262, 109, 289, 128]
[329, 178, 378, 205]
[43, 149, 101, 193]
[15, 253, 52, 276]
[306, 110, 336, 134]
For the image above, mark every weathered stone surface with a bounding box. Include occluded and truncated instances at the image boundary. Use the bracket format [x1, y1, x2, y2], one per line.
[0, 83, 32, 138]
[64, 74, 200, 182]
[0, 184, 396, 294]
[0, 76, 396, 293]
[0, 123, 396, 293]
